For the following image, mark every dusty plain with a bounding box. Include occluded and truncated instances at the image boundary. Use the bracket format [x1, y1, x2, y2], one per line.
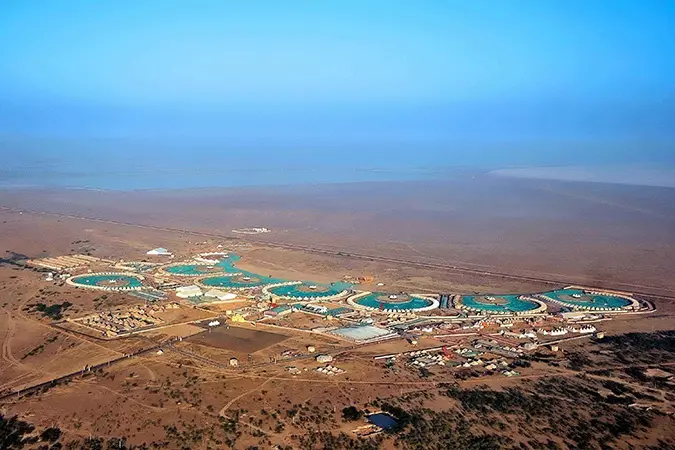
[1, 177, 675, 449]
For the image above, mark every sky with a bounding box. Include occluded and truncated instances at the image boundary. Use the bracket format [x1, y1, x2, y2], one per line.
[1, 0, 675, 173]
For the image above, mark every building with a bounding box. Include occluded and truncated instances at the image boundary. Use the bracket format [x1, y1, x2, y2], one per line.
[304, 304, 328, 314]
[147, 248, 172, 256]
[264, 304, 293, 318]
[204, 289, 237, 301]
[175, 285, 203, 298]
[316, 354, 333, 363]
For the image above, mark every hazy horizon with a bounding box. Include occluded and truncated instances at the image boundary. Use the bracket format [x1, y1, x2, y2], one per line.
[1, 1, 675, 189]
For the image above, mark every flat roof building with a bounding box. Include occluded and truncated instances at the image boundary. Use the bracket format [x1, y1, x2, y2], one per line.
[204, 289, 237, 301]
[264, 304, 293, 317]
[175, 285, 203, 298]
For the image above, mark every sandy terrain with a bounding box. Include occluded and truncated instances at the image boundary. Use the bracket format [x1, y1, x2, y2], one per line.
[1, 179, 675, 448]
[2, 176, 674, 297]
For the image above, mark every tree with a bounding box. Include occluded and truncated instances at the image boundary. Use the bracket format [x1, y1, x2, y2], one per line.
[40, 427, 62, 443]
[1, 415, 38, 449]
[342, 406, 363, 422]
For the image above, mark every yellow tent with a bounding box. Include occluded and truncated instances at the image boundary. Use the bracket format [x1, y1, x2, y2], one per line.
[230, 313, 246, 323]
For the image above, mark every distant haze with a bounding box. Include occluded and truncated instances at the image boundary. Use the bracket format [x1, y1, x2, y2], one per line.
[1, 1, 674, 189]
[491, 166, 675, 188]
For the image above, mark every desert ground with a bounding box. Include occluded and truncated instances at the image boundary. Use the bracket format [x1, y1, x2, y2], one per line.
[1, 174, 674, 296]
[1, 178, 675, 449]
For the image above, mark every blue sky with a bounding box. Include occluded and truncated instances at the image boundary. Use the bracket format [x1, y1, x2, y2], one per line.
[1, 1, 674, 166]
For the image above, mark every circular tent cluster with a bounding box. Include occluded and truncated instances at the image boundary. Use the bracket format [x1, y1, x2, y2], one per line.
[536, 288, 638, 311]
[160, 263, 230, 277]
[67, 272, 145, 291]
[162, 254, 283, 291]
[198, 273, 275, 290]
[348, 292, 439, 312]
[155, 252, 644, 317]
[455, 294, 546, 315]
[263, 281, 351, 301]
[159, 254, 242, 277]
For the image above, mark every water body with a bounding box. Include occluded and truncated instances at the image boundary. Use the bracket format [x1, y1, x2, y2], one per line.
[367, 413, 399, 430]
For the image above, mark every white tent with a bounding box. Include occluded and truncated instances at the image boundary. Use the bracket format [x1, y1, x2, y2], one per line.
[147, 247, 172, 256]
